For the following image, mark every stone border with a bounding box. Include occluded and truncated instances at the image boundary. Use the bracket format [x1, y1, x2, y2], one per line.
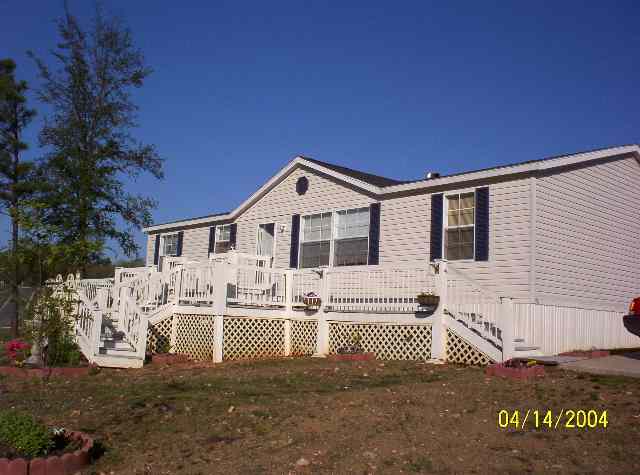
[485, 361, 545, 380]
[0, 366, 91, 379]
[327, 352, 376, 362]
[0, 431, 93, 475]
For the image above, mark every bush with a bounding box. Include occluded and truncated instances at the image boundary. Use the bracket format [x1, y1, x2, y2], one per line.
[0, 411, 53, 458]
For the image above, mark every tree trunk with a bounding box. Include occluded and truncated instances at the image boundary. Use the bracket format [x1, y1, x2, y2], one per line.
[10, 212, 20, 338]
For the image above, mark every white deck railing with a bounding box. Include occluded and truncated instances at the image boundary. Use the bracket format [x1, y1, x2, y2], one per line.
[63, 252, 518, 365]
[324, 266, 436, 313]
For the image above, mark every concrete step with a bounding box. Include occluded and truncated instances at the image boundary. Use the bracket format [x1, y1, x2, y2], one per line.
[92, 354, 144, 368]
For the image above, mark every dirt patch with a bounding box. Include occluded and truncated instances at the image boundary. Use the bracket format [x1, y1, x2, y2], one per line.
[1, 358, 639, 473]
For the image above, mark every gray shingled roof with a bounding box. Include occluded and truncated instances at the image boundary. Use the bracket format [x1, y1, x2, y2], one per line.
[301, 156, 405, 187]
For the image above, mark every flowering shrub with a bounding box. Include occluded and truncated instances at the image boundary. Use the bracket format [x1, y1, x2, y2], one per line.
[4, 340, 31, 364]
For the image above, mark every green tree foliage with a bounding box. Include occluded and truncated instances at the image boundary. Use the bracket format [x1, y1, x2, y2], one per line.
[30, 4, 163, 270]
[0, 58, 37, 337]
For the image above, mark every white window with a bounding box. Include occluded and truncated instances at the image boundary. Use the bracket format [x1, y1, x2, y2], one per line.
[299, 207, 370, 268]
[162, 233, 179, 257]
[300, 212, 332, 268]
[333, 207, 369, 266]
[444, 192, 475, 260]
[214, 224, 232, 254]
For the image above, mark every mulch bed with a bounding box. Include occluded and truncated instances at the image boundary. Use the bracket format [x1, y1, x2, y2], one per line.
[327, 352, 376, 362]
[486, 359, 545, 380]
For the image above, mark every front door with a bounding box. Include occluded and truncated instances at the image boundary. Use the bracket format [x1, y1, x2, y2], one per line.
[256, 223, 276, 261]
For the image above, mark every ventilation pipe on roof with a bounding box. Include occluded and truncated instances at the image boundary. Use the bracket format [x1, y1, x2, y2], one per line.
[425, 171, 440, 180]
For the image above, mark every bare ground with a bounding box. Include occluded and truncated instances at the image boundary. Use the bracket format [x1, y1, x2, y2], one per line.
[1, 358, 639, 474]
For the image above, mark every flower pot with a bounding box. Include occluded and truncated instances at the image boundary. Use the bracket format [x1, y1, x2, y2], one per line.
[303, 292, 321, 310]
[416, 294, 439, 307]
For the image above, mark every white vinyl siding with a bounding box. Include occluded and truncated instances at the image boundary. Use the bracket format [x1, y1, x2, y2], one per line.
[235, 167, 375, 268]
[378, 177, 533, 301]
[534, 156, 640, 311]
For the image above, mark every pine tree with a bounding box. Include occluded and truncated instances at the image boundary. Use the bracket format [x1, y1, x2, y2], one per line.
[0, 58, 37, 337]
[30, 4, 163, 271]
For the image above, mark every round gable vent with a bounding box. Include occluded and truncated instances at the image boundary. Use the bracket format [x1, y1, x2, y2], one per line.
[296, 176, 309, 195]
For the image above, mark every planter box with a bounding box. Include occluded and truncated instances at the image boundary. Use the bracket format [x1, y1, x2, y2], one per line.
[485, 361, 545, 380]
[0, 431, 94, 475]
[0, 366, 90, 379]
[327, 352, 376, 362]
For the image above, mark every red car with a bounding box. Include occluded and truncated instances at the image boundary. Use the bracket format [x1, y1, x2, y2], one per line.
[623, 297, 640, 337]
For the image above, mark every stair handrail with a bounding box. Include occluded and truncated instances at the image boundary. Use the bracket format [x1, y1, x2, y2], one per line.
[441, 261, 509, 353]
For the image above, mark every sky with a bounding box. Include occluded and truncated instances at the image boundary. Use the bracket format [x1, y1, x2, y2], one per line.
[1, 0, 639, 259]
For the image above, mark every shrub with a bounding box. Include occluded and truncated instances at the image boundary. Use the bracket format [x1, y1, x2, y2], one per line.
[0, 411, 53, 458]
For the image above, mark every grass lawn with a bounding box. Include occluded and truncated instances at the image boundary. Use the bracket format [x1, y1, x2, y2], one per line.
[1, 358, 639, 474]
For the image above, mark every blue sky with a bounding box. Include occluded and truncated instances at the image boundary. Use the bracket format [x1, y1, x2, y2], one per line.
[2, 0, 639, 259]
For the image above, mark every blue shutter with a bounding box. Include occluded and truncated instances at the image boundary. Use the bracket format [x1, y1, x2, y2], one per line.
[229, 223, 237, 249]
[475, 187, 489, 261]
[430, 194, 443, 262]
[153, 235, 161, 265]
[290, 214, 300, 268]
[176, 231, 184, 256]
[368, 203, 381, 265]
[208, 226, 216, 254]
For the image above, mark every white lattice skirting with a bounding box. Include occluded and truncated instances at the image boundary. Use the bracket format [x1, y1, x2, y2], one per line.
[445, 328, 494, 366]
[174, 314, 216, 361]
[291, 320, 318, 356]
[147, 317, 173, 354]
[328, 322, 432, 360]
[223, 317, 285, 360]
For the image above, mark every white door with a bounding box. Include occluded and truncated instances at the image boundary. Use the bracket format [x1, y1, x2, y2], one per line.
[257, 223, 276, 259]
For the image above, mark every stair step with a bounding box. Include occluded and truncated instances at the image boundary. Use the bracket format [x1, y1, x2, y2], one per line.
[99, 348, 138, 357]
[515, 345, 541, 352]
[513, 338, 525, 343]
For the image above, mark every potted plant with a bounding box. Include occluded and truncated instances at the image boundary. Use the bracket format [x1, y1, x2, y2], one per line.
[416, 291, 439, 308]
[302, 292, 321, 311]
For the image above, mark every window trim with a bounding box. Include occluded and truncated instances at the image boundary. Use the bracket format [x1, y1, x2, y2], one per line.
[297, 206, 371, 268]
[160, 232, 179, 257]
[443, 190, 476, 262]
[212, 224, 232, 254]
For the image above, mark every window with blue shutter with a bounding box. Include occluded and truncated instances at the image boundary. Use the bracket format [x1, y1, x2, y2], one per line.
[368, 203, 381, 265]
[474, 187, 489, 261]
[176, 231, 184, 256]
[153, 235, 160, 265]
[229, 223, 237, 250]
[208, 226, 216, 255]
[430, 194, 443, 261]
[290, 214, 300, 268]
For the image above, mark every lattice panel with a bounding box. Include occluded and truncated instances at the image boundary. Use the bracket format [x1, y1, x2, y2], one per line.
[223, 317, 285, 360]
[174, 314, 215, 361]
[291, 320, 318, 356]
[147, 316, 173, 354]
[445, 328, 494, 366]
[328, 322, 432, 360]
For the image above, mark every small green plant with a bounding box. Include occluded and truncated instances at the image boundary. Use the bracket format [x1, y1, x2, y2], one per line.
[0, 410, 53, 458]
[24, 285, 83, 367]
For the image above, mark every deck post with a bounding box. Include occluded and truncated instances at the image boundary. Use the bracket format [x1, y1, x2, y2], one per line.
[284, 269, 294, 318]
[211, 262, 232, 363]
[314, 269, 330, 356]
[430, 261, 447, 361]
[213, 314, 224, 363]
[499, 298, 515, 362]
[284, 318, 292, 356]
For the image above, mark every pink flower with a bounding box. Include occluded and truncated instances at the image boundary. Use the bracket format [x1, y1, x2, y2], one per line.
[5, 339, 30, 361]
